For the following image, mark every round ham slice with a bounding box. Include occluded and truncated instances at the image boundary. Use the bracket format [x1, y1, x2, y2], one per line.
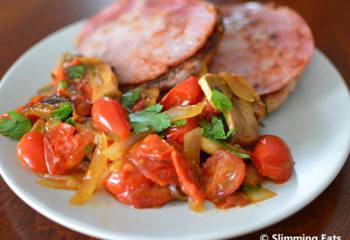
[210, 2, 314, 95]
[77, 0, 218, 86]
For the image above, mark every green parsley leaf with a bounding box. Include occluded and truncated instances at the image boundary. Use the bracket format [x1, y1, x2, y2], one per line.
[211, 89, 233, 112]
[242, 185, 260, 192]
[258, 121, 266, 128]
[50, 103, 73, 121]
[84, 145, 94, 155]
[66, 117, 76, 126]
[129, 104, 171, 133]
[121, 88, 141, 110]
[200, 116, 234, 140]
[263, 99, 269, 117]
[67, 65, 85, 79]
[59, 80, 69, 89]
[172, 119, 187, 127]
[0, 111, 32, 140]
[213, 139, 250, 159]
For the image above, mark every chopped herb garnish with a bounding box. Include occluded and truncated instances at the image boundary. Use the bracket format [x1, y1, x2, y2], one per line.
[200, 116, 234, 140]
[50, 102, 73, 121]
[121, 88, 141, 110]
[211, 89, 233, 112]
[242, 185, 260, 192]
[172, 119, 187, 127]
[258, 121, 266, 128]
[84, 145, 94, 155]
[66, 117, 76, 126]
[67, 65, 85, 79]
[0, 111, 32, 140]
[129, 104, 171, 133]
[264, 99, 269, 117]
[59, 80, 69, 89]
[213, 139, 251, 159]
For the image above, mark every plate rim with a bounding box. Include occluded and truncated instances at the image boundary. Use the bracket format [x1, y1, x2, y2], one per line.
[0, 20, 350, 240]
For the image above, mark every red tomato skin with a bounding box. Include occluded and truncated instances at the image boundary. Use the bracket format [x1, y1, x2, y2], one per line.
[160, 76, 203, 110]
[201, 150, 246, 201]
[92, 97, 130, 139]
[104, 162, 173, 208]
[127, 134, 178, 186]
[17, 132, 47, 173]
[252, 135, 293, 183]
[171, 150, 204, 205]
[215, 192, 250, 209]
[44, 123, 94, 175]
[166, 118, 198, 145]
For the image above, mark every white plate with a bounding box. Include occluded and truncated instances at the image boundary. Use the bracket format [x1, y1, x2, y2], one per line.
[0, 21, 350, 240]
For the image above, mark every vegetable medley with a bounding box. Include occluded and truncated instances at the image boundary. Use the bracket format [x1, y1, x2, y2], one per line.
[0, 53, 293, 210]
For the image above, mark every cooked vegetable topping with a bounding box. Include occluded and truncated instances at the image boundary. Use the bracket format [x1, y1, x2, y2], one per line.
[172, 119, 187, 127]
[129, 104, 171, 133]
[67, 65, 85, 79]
[200, 116, 234, 140]
[0, 52, 294, 211]
[121, 88, 141, 110]
[59, 80, 69, 89]
[50, 102, 73, 121]
[0, 111, 32, 140]
[211, 89, 233, 112]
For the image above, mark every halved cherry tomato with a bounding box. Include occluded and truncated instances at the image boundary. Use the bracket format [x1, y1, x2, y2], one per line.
[215, 192, 250, 209]
[252, 135, 293, 183]
[17, 132, 47, 173]
[92, 97, 130, 140]
[44, 123, 94, 175]
[171, 150, 204, 206]
[166, 118, 198, 145]
[160, 76, 203, 110]
[201, 149, 246, 200]
[104, 162, 173, 208]
[127, 134, 178, 186]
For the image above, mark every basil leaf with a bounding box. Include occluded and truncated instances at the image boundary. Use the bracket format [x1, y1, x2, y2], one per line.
[59, 80, 69, 89]
[172, 119, 187, 127]
[0, 111, 32, 140]
[67, 65, 85, 79]
[211, 89, 233, 112]
[50, 103, 73, 121]
[129, 104, 171, 133]
[200, 116, 234, 140]
[121, 88, 141, 110]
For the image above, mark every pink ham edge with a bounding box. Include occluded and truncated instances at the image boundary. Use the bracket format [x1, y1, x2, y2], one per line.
[210, 2, 314, 95]
[77, 0, 218, 85]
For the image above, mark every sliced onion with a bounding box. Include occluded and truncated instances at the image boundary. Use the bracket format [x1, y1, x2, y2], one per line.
[243, 186, 276, 203]
[103, 133, 145, 161]
[165, 102, 205, 122]
[184, 128, 202, 174]
[79, 57, 121, 102]
[37, 173, 84, 190]
[30, 119, 46, 133]
[219, 72, 259, 102]
[200, 137, 251, 159]
[70, 134, 108, 204]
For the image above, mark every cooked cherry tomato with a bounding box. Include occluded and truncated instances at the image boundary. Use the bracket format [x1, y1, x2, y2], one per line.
[104, 162, 173, 208]
[17, 132, 47, 173]
[92, 97, 131, 139]
[252, 135, 293, 183]
[171, 150, 204, 206]
[127, 134, 178, 186]
[166, 118, 198, 145]
[215, 192, 250, 209]
[201, 149, 246, 200]
[44, 123, 94, 175]
[160, 76, 203, 110]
